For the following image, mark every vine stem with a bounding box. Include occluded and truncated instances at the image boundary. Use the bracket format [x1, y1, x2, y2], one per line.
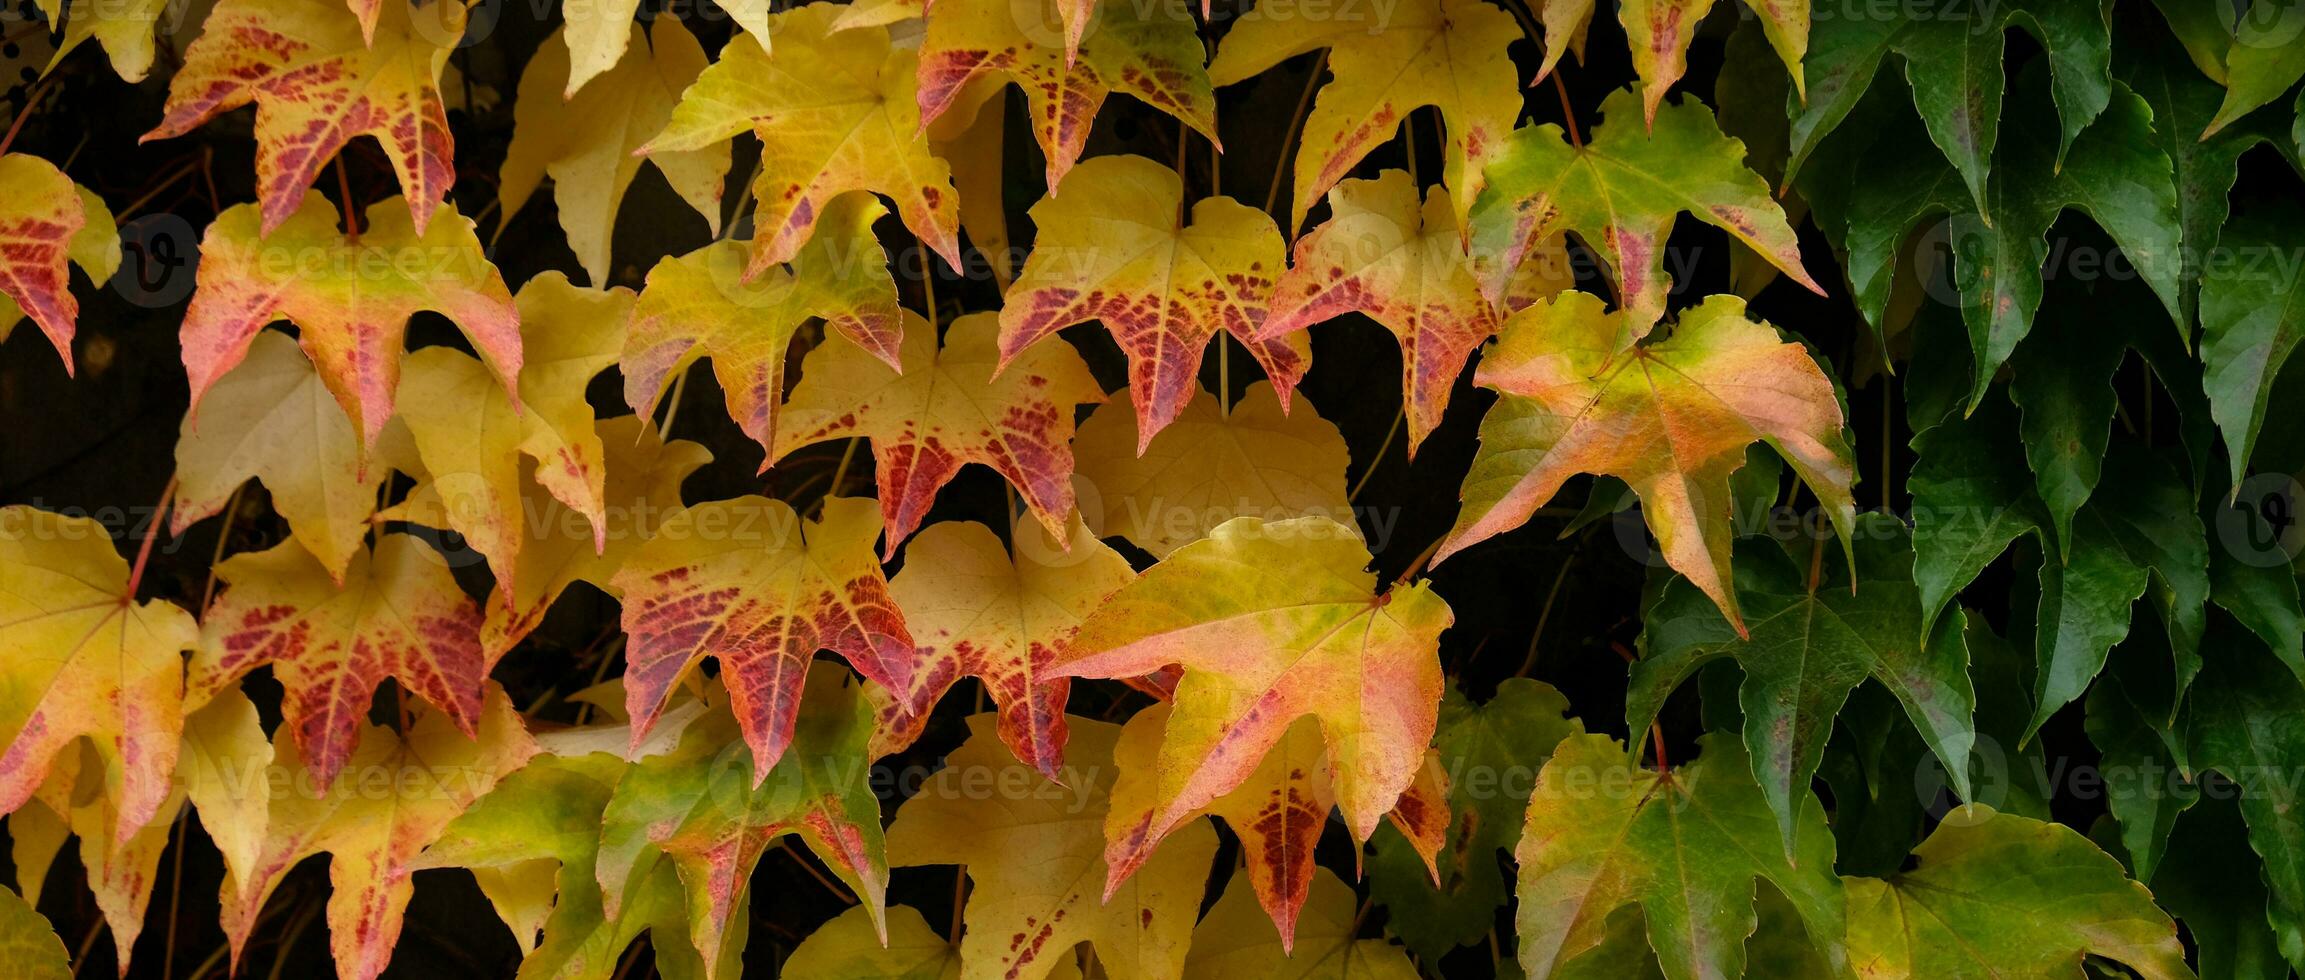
[1610, 642, 1668, 774]
[1346, 409, 1405, 505]
[162, 807, 188, 980]
[335, 156, 360, 244]
[1550, 72, 1583, 148]
[780, 839, 857, 904]
[126, 476, 181, 601]
[1393, 533, 1448, 587]
[0, 72, 62, 158]
[1262, 50, 1328, 223]
[1514, 545, 1578, 677]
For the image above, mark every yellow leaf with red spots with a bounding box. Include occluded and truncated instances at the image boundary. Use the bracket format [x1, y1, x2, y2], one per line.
[178, 192, 520, 454]
[213, 687, 536, 980]
[147, 0, 464, 237]
[778, 310, 1106, 556]
[0, 506, 196, 844]
[1537, 0, 1810, 117]
[1468, 88, 1820, 337]
[1110, 707, 1448, 950]
[889, 713, 1217, 980]
[192, 533, 491, 790]
[917, 0, 1216, 189]
[611, 495, 918, 781]
[866, 516, 1135, 775]
[1263, 169, 1500, 456]
[621, 194, 901, 467]
[1058, 516, 1450, 849]
[1208, 0, 1522, 233]
[1434, 292, 1856, 634]
[0, 154, 119, 374]
[644, 4, 963, 277]
[999, 154, 1307, 452]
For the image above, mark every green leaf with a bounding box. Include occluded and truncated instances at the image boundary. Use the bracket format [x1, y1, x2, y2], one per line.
[2189, 631, 2305, 972]
[785, 905, 978, 980]
[2205, 0, 2305, 137]
[1367, 679, 1583, 961]
[0, 886, 67, 980]
[1843, 805, 2193, 978]
[2028, 445, 2209, 739]
[1786, 0, 2112, 215]
[2205, 468, 2305, 680]
[2084, 668, 2197, 883]
[1632, 513, 1976, 853]
[1904, 321, 2048, 636]
[1514, 732, 1847, 980]
[2202, 200, 2305, 487]
[2154, 796, 2292, 980]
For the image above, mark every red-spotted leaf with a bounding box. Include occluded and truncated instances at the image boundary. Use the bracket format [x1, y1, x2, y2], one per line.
[179, 192, 520, 454]
[917, 0, 1216, 189]
[869, 517, 1136, 775]
[0, 154, 119, 374]
[1468, 87, 1820, 336]
[145, 0, 462, 236]
[998, 154, 1307, 452]
[214, 687, 536, 980]
[621, 194, 901, 467]
[0, 507, 197, 842]
[641, 4, 962, 277]
[191, 533, 488, 790]
[777, 310, 1106, 557]
[1058, 516, 1451, 848]
[611, 496, 917, 781]
[1436, 292, 1856, 634]
[1262, 169, 1499, 456]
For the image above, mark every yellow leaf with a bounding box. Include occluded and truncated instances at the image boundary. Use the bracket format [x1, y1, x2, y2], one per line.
[1186, 866, 1420, 979]
[562, 2, 775, 97]
[0, 154, 120, 374]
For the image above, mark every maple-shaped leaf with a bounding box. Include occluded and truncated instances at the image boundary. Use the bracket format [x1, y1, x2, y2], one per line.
[1631, 514, 1976, 853]
[889, 713, 1218, 980]
[414, 688, 732, 980]
[1186, 866, 1419, 978]
[1367, 679, 1583, 961]
[145, 0, 462, 235]
[387, 415, 712, 659]
[1516, 732, 1847, 980]
[621, 194, 901, 465]
[1469, 88, 1820, 335]
[998, 154, 1307, 451]
[917, 0, 1215, 189]
[594, 673, 888, 977]
[0, 883, 66, 979]
[214, 687, 536, 980]
[0, 506, 197, 842]
[2202, 10, 2305, 138]
[561, 0, 772, 97]
[868, 517, 1134, 774]
[612, 495, 917, 778]
[0, 154, 118, 375]
[1436, 292, 1855, 633]
[642, 5, 962, 276]
[180, 192, 520, 452]
[1782, 0, 2111, 216]
[1208, 0, 1520, 232]
[28, 0, 182, 82]
[193, 533, 488, 790]
[170, 331, 385, 583]
[1537, 0, 1809, 123]
[778, 310, 1105, 556]
[500, 19, 732, 287]
[2189, 642, 2305, 977]
[10, 746, 175, 973]
[393, 273, 631, 594]
[1844, 80, 2182, 410]
[1058, 515, 1450, 845]
[1262, 169, 1498, 454]
[1071, 381, 1352, 558]
[1108, 706, 1443, 950]
[1844, 805, 2191, 978]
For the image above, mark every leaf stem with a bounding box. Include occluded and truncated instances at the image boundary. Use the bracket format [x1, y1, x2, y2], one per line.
[779, 839, 857, 904]
[1515, 546, 1578, 677]
[1262, 51, 1328, 224]
[0, 72, 61, 158]
[1347, 409, 1405, 505]
[335, 156, 360, 244]
[126, 476, 180, 602]
[1550, 72, 1583, 149]
[1609, 642, 1668, 773]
